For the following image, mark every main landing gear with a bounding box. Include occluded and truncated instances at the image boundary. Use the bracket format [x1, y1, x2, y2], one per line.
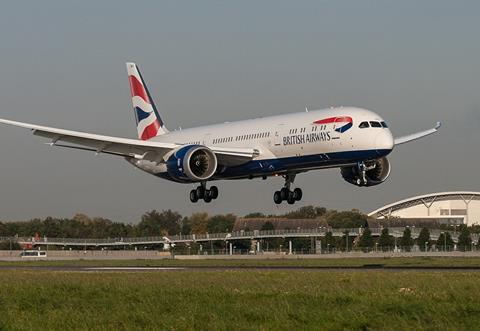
[273, 173, 303, 205]
[190, 182, 219, 203]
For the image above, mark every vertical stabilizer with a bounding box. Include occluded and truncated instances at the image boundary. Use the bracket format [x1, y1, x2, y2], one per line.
[126, 62, 168, 140]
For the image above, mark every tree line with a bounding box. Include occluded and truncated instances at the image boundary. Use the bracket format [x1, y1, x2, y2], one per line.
[0, 206, 369, 239]
[345, 226, 477, 252]
[0, 206, 477, 252]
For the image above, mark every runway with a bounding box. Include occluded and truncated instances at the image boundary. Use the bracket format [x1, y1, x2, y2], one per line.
[1, 265, 480, 272]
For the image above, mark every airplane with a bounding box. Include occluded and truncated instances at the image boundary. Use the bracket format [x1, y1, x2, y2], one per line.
[0, 63, 440, 204]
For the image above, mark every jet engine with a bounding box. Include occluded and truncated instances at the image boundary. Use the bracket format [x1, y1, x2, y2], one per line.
[166, 145, 218, 182]
[341, 157, 391, 187]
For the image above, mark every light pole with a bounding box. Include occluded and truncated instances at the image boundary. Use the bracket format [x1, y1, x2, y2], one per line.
[345, 232, 349, 252]
[440, 232, 446, 252]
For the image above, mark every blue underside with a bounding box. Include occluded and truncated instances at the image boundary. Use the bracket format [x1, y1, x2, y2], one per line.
[157, 148, 392, 183]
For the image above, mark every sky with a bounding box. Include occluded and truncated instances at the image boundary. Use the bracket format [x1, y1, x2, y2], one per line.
[0, 1, 479, 223]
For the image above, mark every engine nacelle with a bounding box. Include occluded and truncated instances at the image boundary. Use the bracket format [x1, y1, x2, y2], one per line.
[166, 145, 218, 182]
[341, 157, 391, 187]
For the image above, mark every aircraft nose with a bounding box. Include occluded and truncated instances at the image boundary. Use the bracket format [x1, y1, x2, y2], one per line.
[375, 130, 394, 156]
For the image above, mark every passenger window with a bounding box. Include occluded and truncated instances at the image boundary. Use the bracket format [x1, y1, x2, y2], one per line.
[381, 121, 388, 128]
[359, 122, 369, 129]
[370, 121, 382, 128]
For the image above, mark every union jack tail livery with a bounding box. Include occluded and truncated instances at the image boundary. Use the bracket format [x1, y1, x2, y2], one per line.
[127, 62, 168, 140]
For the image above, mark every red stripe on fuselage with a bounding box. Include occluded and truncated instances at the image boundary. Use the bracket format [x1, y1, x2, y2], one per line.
[313, 116, 352, 125]
[129, 75, 150, 104]
[140, 119, 161, 140]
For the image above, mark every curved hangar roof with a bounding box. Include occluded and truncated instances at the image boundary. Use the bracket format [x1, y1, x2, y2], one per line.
[368, 191, 480, 219]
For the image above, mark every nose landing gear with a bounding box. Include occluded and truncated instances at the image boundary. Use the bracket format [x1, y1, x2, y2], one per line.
[355, 161, 377, 186]
[273, 173, 303, 205]
[190, 182, 219, 203]
[356, 161, 368, 186]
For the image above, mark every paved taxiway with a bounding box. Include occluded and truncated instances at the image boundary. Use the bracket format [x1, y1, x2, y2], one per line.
[2, 265, 480, 272]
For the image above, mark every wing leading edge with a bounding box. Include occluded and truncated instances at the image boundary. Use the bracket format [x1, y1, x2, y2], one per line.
[394, 122, 441, 146]
[0, 119, 257, 166]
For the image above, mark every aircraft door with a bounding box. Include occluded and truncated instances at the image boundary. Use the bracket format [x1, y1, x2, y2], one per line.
[202, 133, 212, 146]
[272, 124, 285, 154]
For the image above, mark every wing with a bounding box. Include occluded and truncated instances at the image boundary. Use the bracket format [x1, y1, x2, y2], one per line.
[210, 146, 259, 166]
[0, 119, 257, 165]
[394, 122, 441, 145]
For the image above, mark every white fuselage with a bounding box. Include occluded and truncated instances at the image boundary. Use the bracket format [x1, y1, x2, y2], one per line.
[131, 107, 394, 181]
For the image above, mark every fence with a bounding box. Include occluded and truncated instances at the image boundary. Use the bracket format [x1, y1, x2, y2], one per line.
[1, 227, 476, 250]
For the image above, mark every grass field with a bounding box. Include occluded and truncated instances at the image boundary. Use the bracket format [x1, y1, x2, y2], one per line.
[1, 258, 480, 330]
[0, 270, 479, 330]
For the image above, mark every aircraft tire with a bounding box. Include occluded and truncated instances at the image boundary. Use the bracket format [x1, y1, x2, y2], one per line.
[273, 191, 282, 204]
[287, 192, 296, 205]
[196, 186, 205, 199]
[190, 190, 199, 203]
[210, 186, 219, 199]
[293, 188, 303, 201]
[204, 192, 212, 203]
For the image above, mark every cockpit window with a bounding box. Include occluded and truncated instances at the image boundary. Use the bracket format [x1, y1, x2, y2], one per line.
[370, 121, 382, 128]
[381, 121, 388, 128]
[359, 121, 369, 129]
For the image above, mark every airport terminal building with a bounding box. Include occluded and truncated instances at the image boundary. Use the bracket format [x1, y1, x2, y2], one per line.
[368, 191, 480, 226]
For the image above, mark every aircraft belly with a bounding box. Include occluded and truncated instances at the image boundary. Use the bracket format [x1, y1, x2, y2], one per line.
[214, 148, 392, 180]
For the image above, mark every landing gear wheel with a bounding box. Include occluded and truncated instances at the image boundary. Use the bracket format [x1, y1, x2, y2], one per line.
[293, 188, 303, 201]
[273, 173, 303, 204]
[190, 182, 218, 203]
[204, 192, 212, 203]
[196, 186, 205, 199]
[273, 191, 282, 204]
[210, 186, 219, 199]
[189, 190, 198, 203]
[190, 183, 220, 203]
[287, 192, 296, 204]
